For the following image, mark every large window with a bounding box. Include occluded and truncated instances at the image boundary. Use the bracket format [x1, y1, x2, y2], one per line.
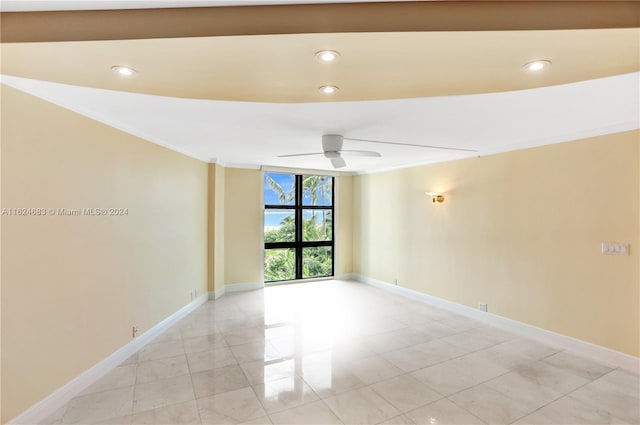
[264, 173, 334, 282]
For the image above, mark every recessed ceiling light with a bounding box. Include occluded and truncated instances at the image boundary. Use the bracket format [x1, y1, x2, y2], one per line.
[523, 60, 551, 72]
[315, 50, 341, 63]
[319, 85, 339, 95]
[111, 66, 137, 76]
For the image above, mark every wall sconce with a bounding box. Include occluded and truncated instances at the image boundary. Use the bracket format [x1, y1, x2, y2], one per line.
[425, 192, 445, 203]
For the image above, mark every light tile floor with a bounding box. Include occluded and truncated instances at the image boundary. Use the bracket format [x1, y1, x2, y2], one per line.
[41, 280, 640, 425]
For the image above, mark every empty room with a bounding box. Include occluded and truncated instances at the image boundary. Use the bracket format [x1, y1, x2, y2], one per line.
[1, 1, 639, 424]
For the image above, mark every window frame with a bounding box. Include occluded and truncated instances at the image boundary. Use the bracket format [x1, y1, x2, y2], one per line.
[264, 173, 335, 282]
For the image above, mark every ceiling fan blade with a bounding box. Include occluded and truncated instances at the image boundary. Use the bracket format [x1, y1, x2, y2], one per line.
[344, 137, 478, 153]
[331, 156, 347, 169]
[340, 149, 382, 157]
[277, 152, 324, 158]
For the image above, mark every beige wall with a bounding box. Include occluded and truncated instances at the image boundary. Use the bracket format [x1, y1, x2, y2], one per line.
[353, 130, 639, 356]
[224, 168, 263, 286]
[0, 87, 4, 424]
[1, 86, 209, 422]
[336, 176, 353, 276]
[207, 163, 226, 294]
[207, 164, 216, 293]
[214, 164, 226, 293]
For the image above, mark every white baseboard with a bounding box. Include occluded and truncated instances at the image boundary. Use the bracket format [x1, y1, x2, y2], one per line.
[352, 274, 640, 375]
[8, 293, 209, 425]
[224, 282, 264, 293]
[210, 286, 225, 300]
[208, 282, 263, 300]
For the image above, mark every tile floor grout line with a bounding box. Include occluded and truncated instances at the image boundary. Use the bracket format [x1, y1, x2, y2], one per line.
[442, 368, 533, 425]
[131, 358, 140, 417]
[182, 336, 205, 425]
[490, 364, 600, 425]
[40, 281, 638, 425]
[319, 397, 347, 425]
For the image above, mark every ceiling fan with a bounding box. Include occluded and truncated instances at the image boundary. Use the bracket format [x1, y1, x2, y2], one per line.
[277, 134, 478, 169]
[277, 134, 380, 169]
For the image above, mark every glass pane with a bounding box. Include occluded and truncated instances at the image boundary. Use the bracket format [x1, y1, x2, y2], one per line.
[303, 210, 332, 242]
[264, 173, 295, 206]
[264, 210, 295, 243]
[303, 246, 332, 278]
[302, 175, 332, 206]
[264, 248, 295, 282]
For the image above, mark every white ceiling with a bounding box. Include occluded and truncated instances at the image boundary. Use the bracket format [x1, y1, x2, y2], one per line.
[2, 73, 638, 173]
[0, 0, 420, 12]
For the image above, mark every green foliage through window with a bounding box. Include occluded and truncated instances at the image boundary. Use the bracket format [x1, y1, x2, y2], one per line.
[264, 173, 333, 282]
[264, 249, 295, 281]
[303, 247, 332, 279]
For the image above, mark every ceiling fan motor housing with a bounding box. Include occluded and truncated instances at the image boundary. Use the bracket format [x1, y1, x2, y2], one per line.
[322, 134, 344, 153]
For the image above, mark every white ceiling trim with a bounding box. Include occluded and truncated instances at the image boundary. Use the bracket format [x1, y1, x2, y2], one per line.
[1, 72, 638, 173]
[1, 74, 211, 162]
[0, 0, 420, 12]
[353, 120, 638, 176]
[214, 161, 262, 170]
[261, 165, 350, 177]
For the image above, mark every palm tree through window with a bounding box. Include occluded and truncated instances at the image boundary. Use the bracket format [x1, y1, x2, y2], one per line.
[264, 173, 334, 282]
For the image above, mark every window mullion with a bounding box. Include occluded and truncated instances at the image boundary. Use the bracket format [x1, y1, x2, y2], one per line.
[264, 172, 334, 282]
[295, 174, 303, 279]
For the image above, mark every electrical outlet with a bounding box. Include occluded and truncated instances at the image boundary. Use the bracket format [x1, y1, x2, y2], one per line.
[132, 326, 139, 338]
[602, 242, 630, 256]
[190, 291, 194, 300]
[479, 303, 488, 312]
[393, 278, 398, 286]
